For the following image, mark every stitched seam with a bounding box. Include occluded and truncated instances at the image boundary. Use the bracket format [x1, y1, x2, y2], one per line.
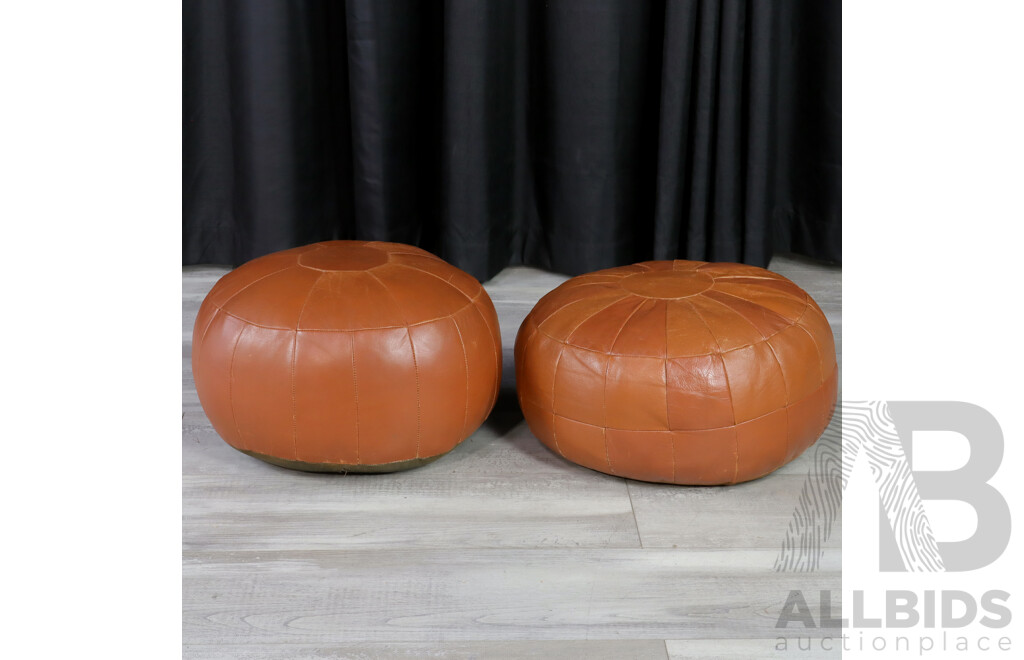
[531, 284, 625, 326]
[555, 279, 629, 295]
[295, 273, 323, 325]
[451, 294, 501, 411]
[699, 292, 787, 339]
[469, 300, 501, 411]
[601, 349, 614, 473]
[562, 277, 626, 286]
[408, 328, 422, 457]
[598, 298, 648, 468]
[386, 251, 444, 261]
[367, 242, 445, 261]
[294, 243, 337, 271]
[687, 300, 738, 483]
[210, 290, 484, 332]
[771, 295, 820, 385]
[549, 298, 637, 457]
[565, 294, 638, 344]
[220, 264, 299, 309]
[365, 270, 422, 457]
[697, 293, 796, 466]
[763, 338, 791, 461]
[350, 333, 360, 464]
[601, 299, 647, 359]
[451, 316, 471, 441]
[196, 305, 220, 350]
[536, 292, 629, 337]
[607, 299, 649, 352]
[527, 369, 835, 433]
[290, 274, 322, 460]
[227, 326, 246, 451]
[523, 291, 629, 459]
[388, 261, 482, 303]
[602, 427, 613, 474]
[549, 347, 566, 456]
[795, 317, 826, 386]
[709, 274, 787, 281]
[532, 296, 812, 359]
[712, 279, 797, 295]
[290, 332, 299, 460]
[664, 302, 674, 482]
[705, 287, 806, 323]
[190, 307, 221, 417]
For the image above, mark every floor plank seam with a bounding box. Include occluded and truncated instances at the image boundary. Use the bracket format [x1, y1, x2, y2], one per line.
[625, 480, 644, 548]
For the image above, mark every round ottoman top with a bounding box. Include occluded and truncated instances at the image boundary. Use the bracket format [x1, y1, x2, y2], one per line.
[515, 260, 837, 485]
[200, 241, 490, 332]
[192, 240, 501, 472]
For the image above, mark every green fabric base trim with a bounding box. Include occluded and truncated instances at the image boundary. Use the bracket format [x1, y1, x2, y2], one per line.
[238, 448, 448, 474]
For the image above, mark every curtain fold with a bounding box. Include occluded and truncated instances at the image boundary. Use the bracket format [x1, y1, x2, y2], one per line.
[184, 0, 840, 281]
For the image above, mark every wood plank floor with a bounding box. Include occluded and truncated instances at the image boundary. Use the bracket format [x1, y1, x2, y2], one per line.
[183, 255, 842, 659]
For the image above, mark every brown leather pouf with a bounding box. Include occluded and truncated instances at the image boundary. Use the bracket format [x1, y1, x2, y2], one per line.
[192, 241, 501, 472]
[514, 260, 836, 485]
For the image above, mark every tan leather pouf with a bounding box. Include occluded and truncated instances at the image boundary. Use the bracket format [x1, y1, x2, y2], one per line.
[192, 241, 501, 472]
[514, 260, 836, 485]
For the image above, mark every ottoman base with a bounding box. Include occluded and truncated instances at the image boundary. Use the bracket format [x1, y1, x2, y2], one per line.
[238, 448, 449, 474]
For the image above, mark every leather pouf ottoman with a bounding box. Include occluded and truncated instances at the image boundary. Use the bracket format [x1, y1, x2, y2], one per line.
[514, 261, 836, 485]
[192, 241, 501, 472]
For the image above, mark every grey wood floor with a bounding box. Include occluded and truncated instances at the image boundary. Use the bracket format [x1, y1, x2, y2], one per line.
[183, 256, 842, 660]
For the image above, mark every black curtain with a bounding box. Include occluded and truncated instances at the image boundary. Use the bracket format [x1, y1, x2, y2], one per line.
[184, 0, 840, 282]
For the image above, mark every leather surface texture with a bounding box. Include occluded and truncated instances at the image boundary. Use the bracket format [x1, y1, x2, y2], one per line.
[192, 241, 502, 472]
[514, 260, 837, 485]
